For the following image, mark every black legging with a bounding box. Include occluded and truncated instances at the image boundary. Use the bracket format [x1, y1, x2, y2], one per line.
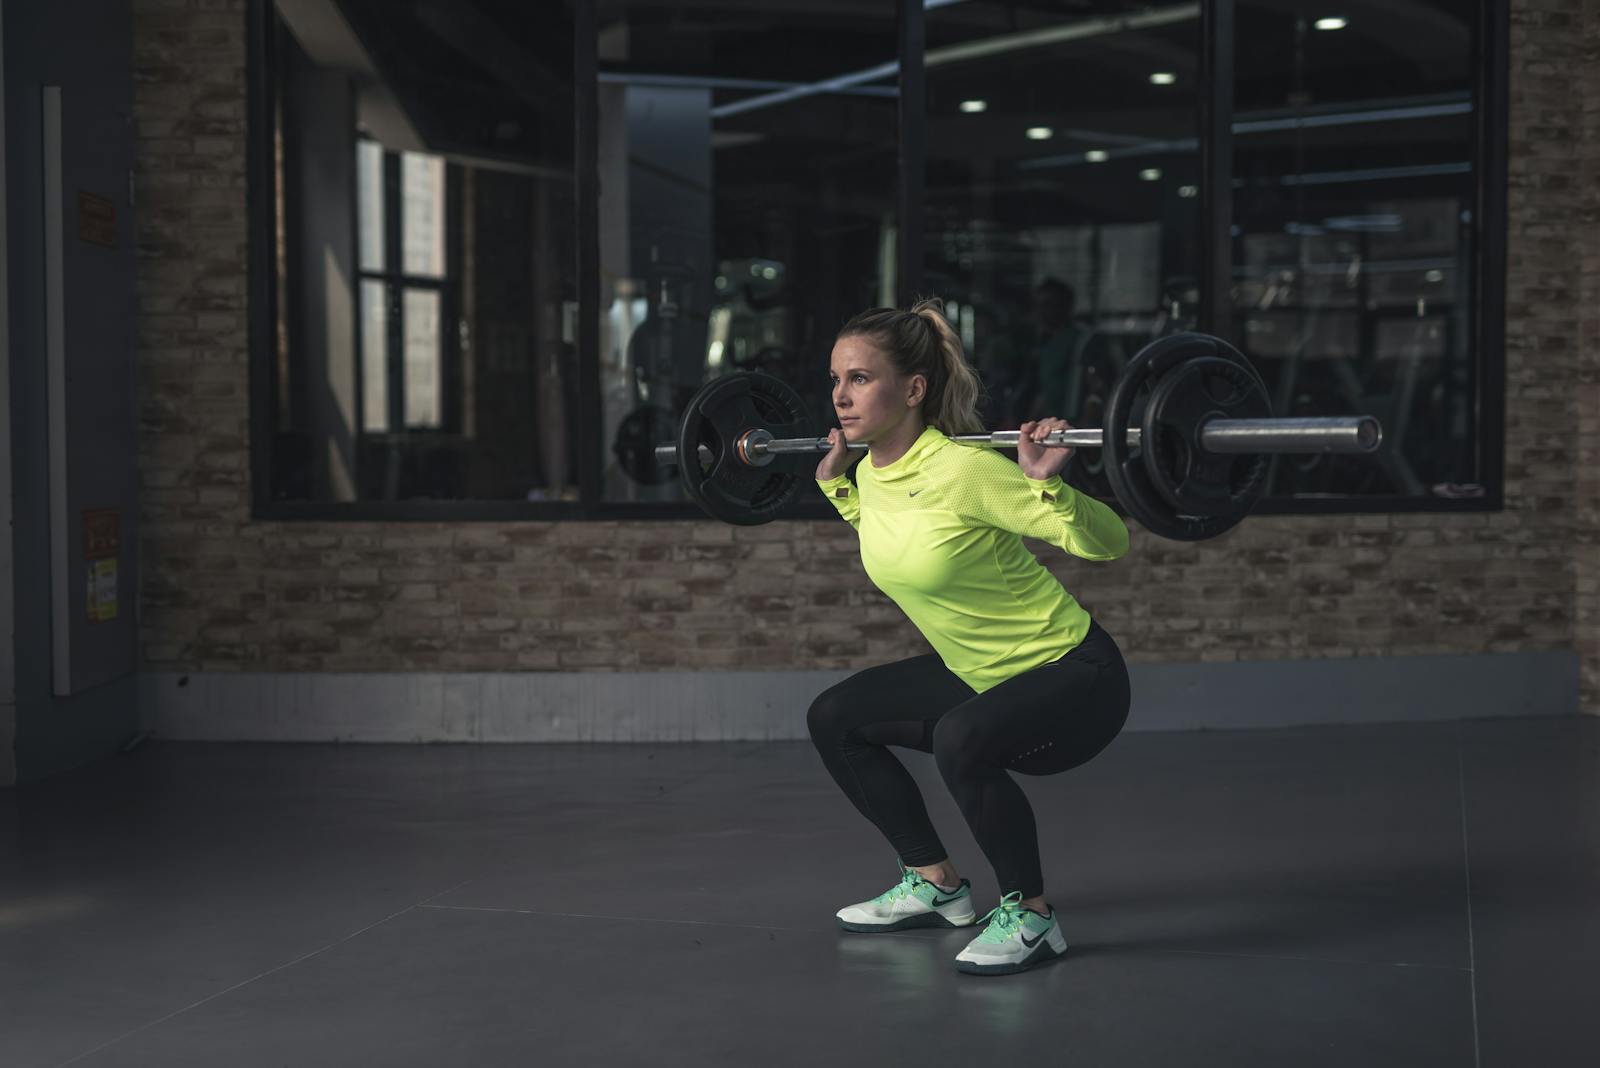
[806, 620, 1130, 900]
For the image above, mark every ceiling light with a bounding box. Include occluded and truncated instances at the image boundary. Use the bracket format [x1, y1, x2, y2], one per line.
[959, 99, 988, 113]
[1140, 168, 1162, 181]
[1178, 185, 1199, 198]
[1315, 17, 1347, 30]
[1085, 149, 1109, 162]
[713, 5, 1202, 120]
[1150, 72, 1177, 86]
[1026, 126, 1053, 140]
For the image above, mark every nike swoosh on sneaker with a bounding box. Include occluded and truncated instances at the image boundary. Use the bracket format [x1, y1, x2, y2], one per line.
[929, 893, 965, 907]
[1020, 930, 1046, 948]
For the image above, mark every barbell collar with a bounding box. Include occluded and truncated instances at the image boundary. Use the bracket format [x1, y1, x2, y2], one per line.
[653, 415, 1382, 467]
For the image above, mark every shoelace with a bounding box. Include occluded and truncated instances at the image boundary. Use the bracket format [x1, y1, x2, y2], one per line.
[871, 867, 922, 905]
[974, 891, 1029, 943]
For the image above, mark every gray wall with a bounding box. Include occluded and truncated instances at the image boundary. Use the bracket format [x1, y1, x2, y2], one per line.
[1, 0, 15, 787]
[5, 0, 140, 784]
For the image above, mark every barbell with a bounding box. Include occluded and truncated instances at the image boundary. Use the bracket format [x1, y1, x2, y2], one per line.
[626, 332, 1383, 541]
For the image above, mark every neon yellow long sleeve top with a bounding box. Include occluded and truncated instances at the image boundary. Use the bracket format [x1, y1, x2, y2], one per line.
[818, 425, 1129, 693]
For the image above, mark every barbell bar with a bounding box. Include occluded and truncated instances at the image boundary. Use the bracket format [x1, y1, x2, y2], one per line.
[642, 332, 1387, 540]
[653, 415, 1381, 470]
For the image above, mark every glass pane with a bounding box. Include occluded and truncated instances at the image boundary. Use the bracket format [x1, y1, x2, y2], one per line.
[403, 288, 442, 429]
[595, 0, 899, 503]
[924, 0, 1203, 506]
[402, 152, 446, 279]
[360, 280, 388, 432]
[269, 0, 578, 502]
[1234, 3, 1479, 500]
[356, 139, 384, 273]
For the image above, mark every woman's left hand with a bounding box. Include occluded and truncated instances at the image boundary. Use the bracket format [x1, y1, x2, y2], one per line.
[1017, 418, 1074, 481]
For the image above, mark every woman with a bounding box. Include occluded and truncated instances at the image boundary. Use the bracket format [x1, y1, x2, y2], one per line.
[807, 298, 1132, 976]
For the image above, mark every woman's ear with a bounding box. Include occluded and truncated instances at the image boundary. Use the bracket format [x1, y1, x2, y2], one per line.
[906, 373, 928, 408]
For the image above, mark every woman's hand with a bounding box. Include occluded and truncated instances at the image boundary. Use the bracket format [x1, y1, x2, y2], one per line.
[1017, 418, 1073, 481]
[816, 427, 852, 481]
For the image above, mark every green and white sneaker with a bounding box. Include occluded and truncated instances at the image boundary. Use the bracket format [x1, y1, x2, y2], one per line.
[836, 865, 977, 933]
[954, 891, 1068, 975]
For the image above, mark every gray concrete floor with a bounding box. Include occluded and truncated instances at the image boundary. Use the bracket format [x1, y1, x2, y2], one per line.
[1, 717, 1597, 1067]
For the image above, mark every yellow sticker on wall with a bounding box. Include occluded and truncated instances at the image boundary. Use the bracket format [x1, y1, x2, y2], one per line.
[87, 559, 118, 623]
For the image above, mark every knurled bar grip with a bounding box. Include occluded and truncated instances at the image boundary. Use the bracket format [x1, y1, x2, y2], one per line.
[654, 416, 1382, 467]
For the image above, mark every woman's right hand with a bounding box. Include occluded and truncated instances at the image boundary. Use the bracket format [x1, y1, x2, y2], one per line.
[816, 427, 852, 481]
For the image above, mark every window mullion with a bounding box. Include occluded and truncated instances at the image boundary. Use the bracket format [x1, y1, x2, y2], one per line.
[1199, 0, 1234, 339]
[896, 0, 925, 307]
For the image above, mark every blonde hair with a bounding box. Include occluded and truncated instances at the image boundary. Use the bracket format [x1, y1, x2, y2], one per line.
[836, 297, 986, 435]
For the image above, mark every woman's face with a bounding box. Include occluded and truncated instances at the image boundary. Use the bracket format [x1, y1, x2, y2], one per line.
[828, 335, 924, 443]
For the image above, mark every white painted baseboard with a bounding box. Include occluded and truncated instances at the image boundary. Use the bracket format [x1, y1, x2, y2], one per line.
[141, 650, 1579, 743]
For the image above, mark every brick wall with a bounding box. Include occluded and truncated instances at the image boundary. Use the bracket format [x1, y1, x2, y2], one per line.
[1511, 0, 1597, 707]
[131, 0, 1598, 710]
[1551, 0, 1600, 710]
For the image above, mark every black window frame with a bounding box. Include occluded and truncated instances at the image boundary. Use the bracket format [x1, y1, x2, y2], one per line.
[246, 0, 1506, 522]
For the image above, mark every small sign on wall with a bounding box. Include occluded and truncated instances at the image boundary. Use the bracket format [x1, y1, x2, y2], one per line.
[78, 191, 117, 248]
[83, 509, 119, 624]
[88, 560, 118, 623]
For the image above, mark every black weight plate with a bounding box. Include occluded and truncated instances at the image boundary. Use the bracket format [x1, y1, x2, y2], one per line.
[1140, 356, 1272, 519]
[1063, 390, 1112, 499]
[1102, 333, 1257, 542]
[676, 372, 814, 525]
[612, 405, 678, 485]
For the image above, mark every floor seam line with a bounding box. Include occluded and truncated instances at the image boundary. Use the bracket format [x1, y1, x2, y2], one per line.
[1148, 947, 1473, 972]
[47, 878, 475, 1068]
[1457, 737, 1483, 1068]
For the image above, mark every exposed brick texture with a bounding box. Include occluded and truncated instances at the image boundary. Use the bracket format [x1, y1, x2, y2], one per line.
[1511, 0, 1597, 708]
[131, 0, 1599, 712]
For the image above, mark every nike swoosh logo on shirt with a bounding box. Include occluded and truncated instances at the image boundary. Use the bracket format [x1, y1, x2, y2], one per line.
[909, 490, 923, 497]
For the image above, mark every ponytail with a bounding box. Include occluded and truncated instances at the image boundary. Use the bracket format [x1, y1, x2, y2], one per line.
[836, 297, 986, 436]
[907, 298, 985, 435]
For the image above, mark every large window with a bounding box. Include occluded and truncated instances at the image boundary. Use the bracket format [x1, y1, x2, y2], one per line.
[263, 0, 578, 506]
[924, 2, 1202, 499]
[250, 0, 1502, 518]
[594, 0, 899, 504]
[1233, 1, 1484, 501]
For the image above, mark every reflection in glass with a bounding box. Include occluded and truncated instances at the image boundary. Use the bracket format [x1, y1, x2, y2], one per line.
[1234, 2, 1478, 500]
[595, 1, 898, 502]
[403, 289, 441, 429]
[268, 0, 577, 502]
[360, 280, 388, 433]
[923, 1, 1202, 499]
[264, 0, 1489, 513]
[357, 139, 384, 274]
[402, 152, 445, 280]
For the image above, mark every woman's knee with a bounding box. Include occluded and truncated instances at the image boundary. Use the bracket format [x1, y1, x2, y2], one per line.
[930, 715, 987, 776]
[806, 687, 850, 747]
